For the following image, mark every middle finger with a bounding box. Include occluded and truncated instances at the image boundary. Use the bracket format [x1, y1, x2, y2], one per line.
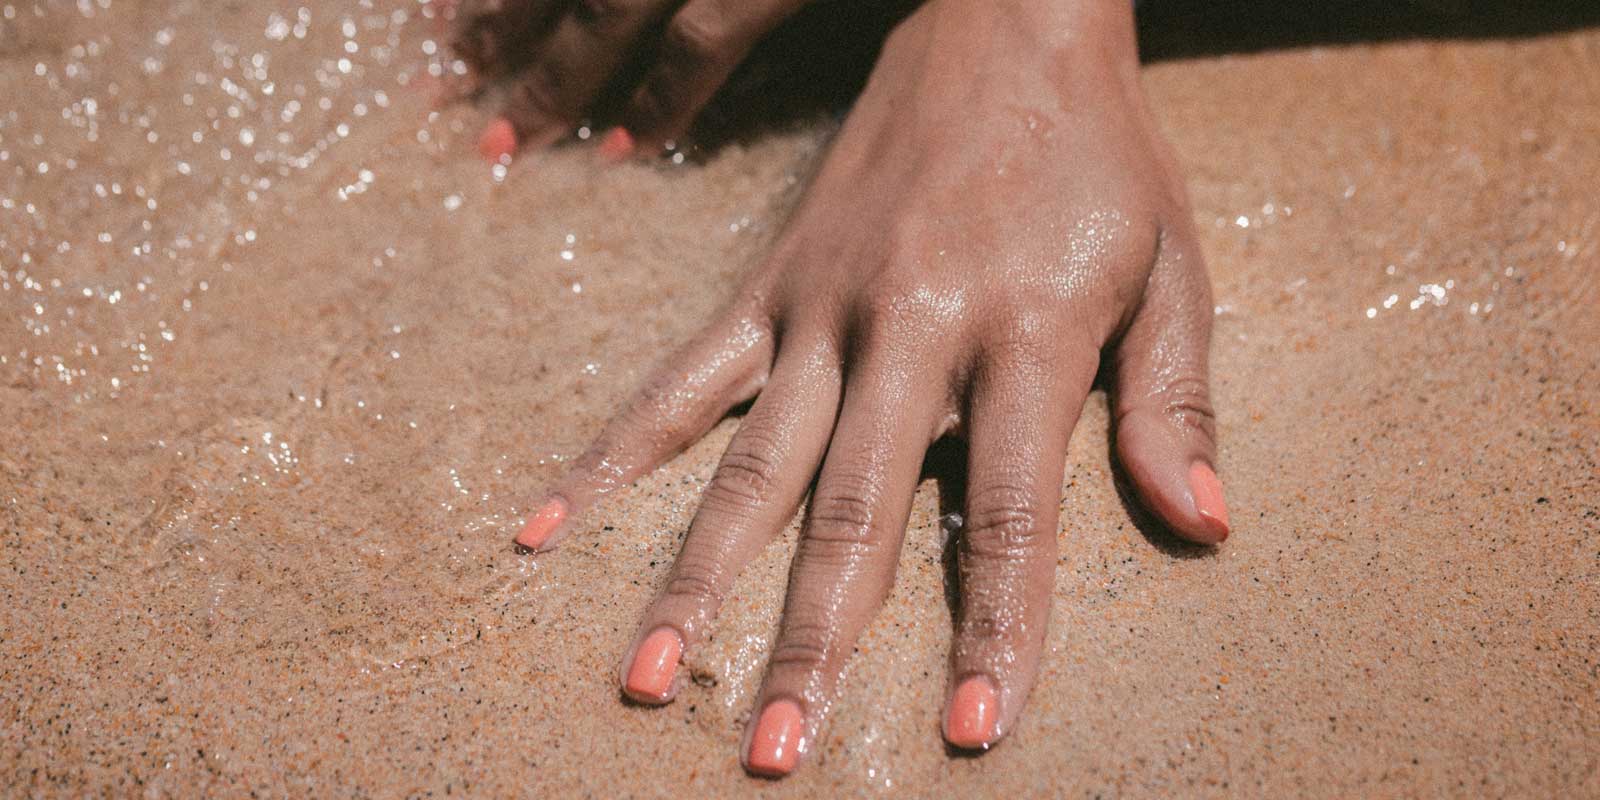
[488, 0, 681, 154]
[740, 346, 945, 777]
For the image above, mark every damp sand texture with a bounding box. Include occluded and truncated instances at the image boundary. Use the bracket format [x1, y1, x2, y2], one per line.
[2, 1, 1598, 797]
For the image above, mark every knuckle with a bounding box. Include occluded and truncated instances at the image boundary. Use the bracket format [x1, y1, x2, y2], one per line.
[805, 489, 878, 544]
[661, 563, 725, 608]
[795, 535, 882, 580]
[703, 437, 780, 507]
[962, 486, 1047, 561]
[614, 404, 677, 452]
[988, 313, 1061, 371]
[1118, 373, 1217, 449]
[1004, 306, 1055, 343]
[767, 620, 832, 671]
[664, 8, 730, 66]
[1161, 375, 1217, 441]
[860, 277, 960, 340]
[859, 277, 916, 322]
[853, 221, 968, 342]
[793, 509, 896, 601]
[629, 368, 689, 422]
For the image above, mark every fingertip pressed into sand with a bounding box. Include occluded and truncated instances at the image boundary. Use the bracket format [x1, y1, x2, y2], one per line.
[597, 127, 635, 163]
[514, 498, 566, 550]
[623, 628, 681, 703]
[746, 700, 804, 777]
[945, 676, 998, 750]
[479, 117, 517, 164]
[1189, 462, 1231, 542]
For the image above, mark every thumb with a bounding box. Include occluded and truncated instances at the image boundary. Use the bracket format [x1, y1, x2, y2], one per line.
[1112, 227, 1229, 544]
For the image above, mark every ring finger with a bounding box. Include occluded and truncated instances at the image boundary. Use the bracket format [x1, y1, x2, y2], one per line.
[945, 343, 1093, 749]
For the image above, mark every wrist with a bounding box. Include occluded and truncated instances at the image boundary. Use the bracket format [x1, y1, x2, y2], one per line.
[922, 0, 1138, 62]
[894, 0, 1141, 103]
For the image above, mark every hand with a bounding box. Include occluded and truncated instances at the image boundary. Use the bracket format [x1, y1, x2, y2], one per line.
[510, 0, 1229, 777]
[450, 0, 815, 160]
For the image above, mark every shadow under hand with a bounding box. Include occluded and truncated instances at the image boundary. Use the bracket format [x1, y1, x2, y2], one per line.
[682, 0, 924, 154]
[1137, 0, 1600, 63]
[917, 436, 969, 632]
[1107, 445, 1217, 562]
[916, 436, 995, 760]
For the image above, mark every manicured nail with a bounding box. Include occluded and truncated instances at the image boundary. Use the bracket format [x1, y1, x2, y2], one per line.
[624, 628, 682, 703]
[479, 117, 517, 163]
[746, 700, 804, 777]
[514, 498, 566, 550]
[945, 675, 998, 749]
[1189, 462, 1230, 542]
[596, 127, 635, 163]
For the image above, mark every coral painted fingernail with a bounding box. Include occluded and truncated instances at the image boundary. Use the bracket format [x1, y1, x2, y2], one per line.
[1189, 462, 1230, 542]
[596, 127, 635, 163]
[479, 117, 517, 163]
[624, 628, 682, 703]
[514, 498, 566, 550]
[945, 676, 998, 749]
[746, 700, 804, 777]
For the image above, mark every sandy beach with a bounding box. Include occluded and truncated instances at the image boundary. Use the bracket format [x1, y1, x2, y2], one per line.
[2, 0, 1597, 795]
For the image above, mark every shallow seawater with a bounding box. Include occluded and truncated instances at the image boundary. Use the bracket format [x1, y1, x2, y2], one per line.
[3, 0, 544, 666]
[3, 1, 1598, 797]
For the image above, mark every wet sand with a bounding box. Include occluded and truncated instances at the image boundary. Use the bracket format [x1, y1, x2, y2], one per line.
[3, 1, 1597, 796]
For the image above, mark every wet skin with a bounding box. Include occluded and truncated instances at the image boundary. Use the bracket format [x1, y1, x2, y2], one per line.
[451, 0, 822, 158]
[459, 0, 1230, 776]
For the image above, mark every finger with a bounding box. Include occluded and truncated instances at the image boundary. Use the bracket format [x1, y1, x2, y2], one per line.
[742, 353, 942, 777]
[614, 0, 806, 156]
[620, 336, 841, 703]
[1112, 227, 1228, 544]
[514, 308, 774, 551]
[945, 346, 1093, 750]
[483, 0, 676, 157]
[450, 0, 563, 79]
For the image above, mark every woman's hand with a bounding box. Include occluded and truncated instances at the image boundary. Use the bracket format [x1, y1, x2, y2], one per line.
[449, 0, 815, 160]
[511, 0, 1229, 777]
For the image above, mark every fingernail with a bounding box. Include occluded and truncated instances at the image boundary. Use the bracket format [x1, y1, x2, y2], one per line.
[596, 127, 635, 163]
[479, 117, 518, 163]
[746, 699, 804, 777]
[1189, 462, 1230, 542]
[624, 628, 682, 703]
[945, 675, 999, 749]
[514, 498, 566, 550]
